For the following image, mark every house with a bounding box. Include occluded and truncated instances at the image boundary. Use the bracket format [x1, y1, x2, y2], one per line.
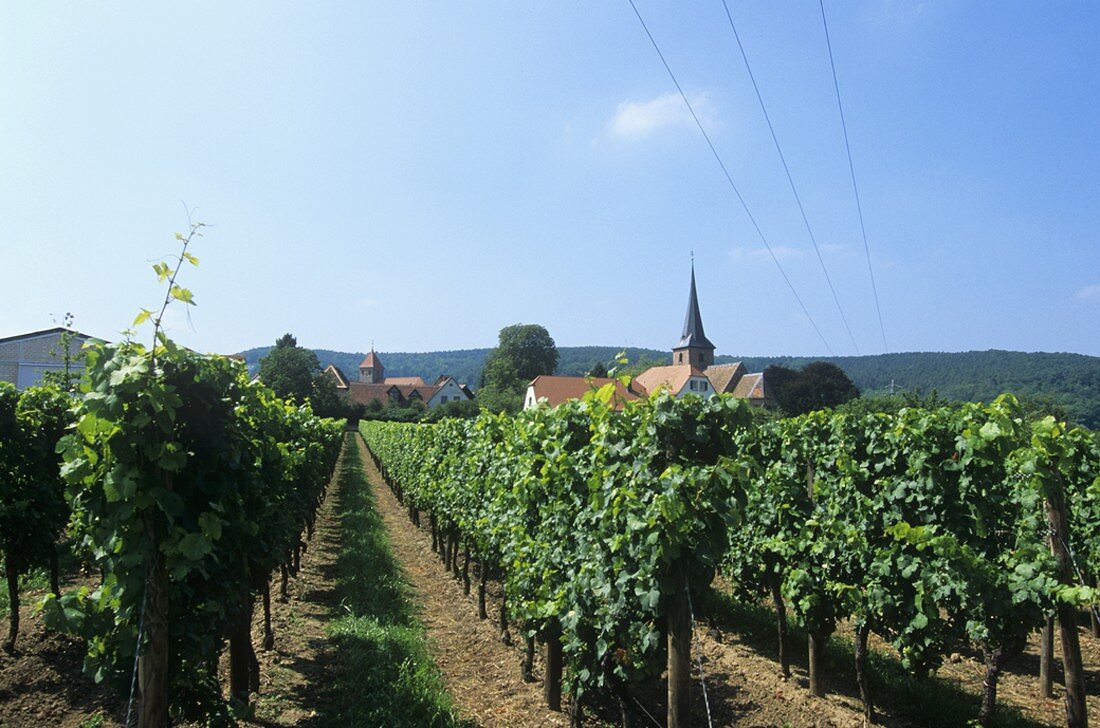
[632, 364, 714, 398]
[0, 327, 100, 389]
[523, 264, 773, 409]
[523, 375, 642, 410]
[326, 349, 473, 409]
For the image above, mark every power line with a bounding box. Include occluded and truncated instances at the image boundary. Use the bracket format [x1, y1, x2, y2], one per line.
[719, 0, 861, 355]
[819, 0, 889, 353]
[625, 0, 835, 356]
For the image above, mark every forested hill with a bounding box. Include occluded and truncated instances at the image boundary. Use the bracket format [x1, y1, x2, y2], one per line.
[237, 346, 1100, 428]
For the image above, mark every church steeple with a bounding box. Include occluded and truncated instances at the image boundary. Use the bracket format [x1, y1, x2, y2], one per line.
[359, 349, 384, 383]
[672, 261, 716, 368]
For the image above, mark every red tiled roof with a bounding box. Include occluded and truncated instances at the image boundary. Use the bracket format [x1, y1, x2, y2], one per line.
[341, 380, 469, 408]
[527, 375, 640, 410]
[730, 372, 769, 401]
[359, 351, 381, 368]
[633, 364, 707, 396]
[705, 362, 746, 394]
[384, 376, 428, 387]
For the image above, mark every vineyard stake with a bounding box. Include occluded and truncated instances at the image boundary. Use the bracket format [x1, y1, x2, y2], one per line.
[667, 568, 691, 728]
[1039, 615, 1054, 699]
[1046, 477, 1088, 727]
[544, 621, 563, 710]
[138, 478, 171, 728]
[768, 573, 791, 679]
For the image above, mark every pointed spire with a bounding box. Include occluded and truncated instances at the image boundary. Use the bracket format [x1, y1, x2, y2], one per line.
[674, 260, 716, 351]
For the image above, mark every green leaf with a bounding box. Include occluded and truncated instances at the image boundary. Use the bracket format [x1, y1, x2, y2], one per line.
[169, 285, 195, 305]
[182, 251, 200, 266]
[177, 532, 212, 561]
[198, 511, 222, 541]
[133, 309, 153, 326]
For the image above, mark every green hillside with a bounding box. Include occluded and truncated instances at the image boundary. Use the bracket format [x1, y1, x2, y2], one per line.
[238, 345, 1100, 428]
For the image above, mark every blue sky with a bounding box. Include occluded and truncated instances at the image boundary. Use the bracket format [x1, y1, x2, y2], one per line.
[2, 2, 1097, 357]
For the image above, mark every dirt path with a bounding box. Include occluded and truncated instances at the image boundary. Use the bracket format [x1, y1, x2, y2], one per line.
[355, 435, 569, 728]
[241, 440, 347, 726]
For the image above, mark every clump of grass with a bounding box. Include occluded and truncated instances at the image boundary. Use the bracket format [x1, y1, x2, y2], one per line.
[317, 436, 469, 728]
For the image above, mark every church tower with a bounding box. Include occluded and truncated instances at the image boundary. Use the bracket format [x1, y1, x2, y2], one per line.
[672, 263, 716, 368]
[359, 349, 384, 383]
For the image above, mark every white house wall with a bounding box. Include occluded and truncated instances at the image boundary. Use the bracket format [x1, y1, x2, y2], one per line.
[426, 378, 472, 408]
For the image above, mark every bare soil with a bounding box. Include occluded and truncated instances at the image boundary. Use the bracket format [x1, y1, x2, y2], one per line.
[0, 574, 123, 728]
[235, 443, 347, 726]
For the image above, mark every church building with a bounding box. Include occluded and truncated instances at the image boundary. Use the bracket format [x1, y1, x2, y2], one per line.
[326, 349, 474, 409]
[524, 265, 773, 408]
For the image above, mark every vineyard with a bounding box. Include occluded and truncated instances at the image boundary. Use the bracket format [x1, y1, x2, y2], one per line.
[1, 233, 1098, 727]
[361, 387, 1100, 727]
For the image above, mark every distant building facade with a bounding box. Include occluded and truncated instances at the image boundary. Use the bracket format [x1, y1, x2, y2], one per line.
[326, 349, 474, 409]
[524, 265, 774, 409]
[0, 327, 98, 389]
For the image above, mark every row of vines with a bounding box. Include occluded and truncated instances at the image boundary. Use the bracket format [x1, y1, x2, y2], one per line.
[0, 340, 343, 726]
[1, 229, 345, 728]
[361, 389, 1099, 727]
[1, 349, 343, 728]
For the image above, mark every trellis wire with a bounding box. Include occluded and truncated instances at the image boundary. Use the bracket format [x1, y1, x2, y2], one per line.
[685, 577, 714, 728]
[125, 589, 148, 728]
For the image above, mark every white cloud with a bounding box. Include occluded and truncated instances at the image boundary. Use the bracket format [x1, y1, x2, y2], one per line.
[608, 92, 714, 140]
[1075, 284, 1100, 301]
[730, 245, 803, 262]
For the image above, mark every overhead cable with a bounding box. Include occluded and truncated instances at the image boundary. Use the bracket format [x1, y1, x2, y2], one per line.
[626, 0, 835, 356]
[819, 0, 889, 353]
[720, 0, 861, 354]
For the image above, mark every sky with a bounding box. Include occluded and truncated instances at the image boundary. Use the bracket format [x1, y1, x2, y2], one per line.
[1, 1, 1098, 358]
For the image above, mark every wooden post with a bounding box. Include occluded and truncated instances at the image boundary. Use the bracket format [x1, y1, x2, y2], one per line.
[1046, 478, 1089, 727]
[262, 580, 274, 651]
[478, 569, 488, 620]
[1039, 615, 1055, 699]
[544, 622, 563, 711]
[138, 547, 169, 728]
[523, 634, 535, 682]
[804, 459, 826, 699]
[854, 622, 875, 722]
[462, 546, 471, 595]
[499, 592, 513, 645]
[667, 571, 691, 728]
[230, 596, 252, 702]
[808, 632, 826, 698]
[3, 548, 19, 653]
[768, 574, 790, 679]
